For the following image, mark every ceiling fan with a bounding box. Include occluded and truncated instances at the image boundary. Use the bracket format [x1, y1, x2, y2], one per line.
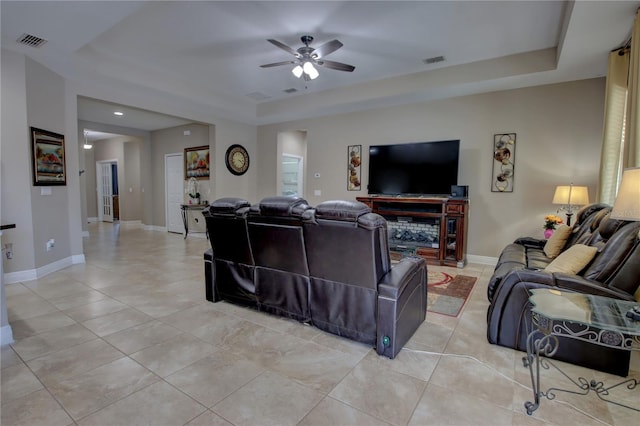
[260, 35, 355, 81]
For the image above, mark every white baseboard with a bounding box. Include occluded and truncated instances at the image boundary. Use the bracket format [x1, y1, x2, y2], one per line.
[119, 220, 142, 226]
[87, 217, 98, 223]
[1, 325, 14, 346]
[144, 225, 167, 232]
[467, 254, 498, 266]
[3, 254, 85, 284]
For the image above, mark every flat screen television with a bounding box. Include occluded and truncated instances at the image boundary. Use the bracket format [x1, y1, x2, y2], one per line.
[368, 140, 459, 196]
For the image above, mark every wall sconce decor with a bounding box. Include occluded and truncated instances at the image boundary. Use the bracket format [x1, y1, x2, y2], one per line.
[491, 133, 516, 192]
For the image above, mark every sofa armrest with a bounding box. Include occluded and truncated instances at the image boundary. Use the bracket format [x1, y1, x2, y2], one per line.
[377, 256, 427, 359]
[553, 274, 636, 300]
[513, 236, 546, 249]
[378, 256, 425, 299]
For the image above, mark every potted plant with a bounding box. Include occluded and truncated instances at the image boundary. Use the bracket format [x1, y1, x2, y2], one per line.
[543, 214, 563, 238]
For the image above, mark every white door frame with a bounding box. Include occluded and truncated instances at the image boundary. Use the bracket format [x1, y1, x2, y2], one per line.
[96, 159, 118, 222]
[165, 153, 184, 233]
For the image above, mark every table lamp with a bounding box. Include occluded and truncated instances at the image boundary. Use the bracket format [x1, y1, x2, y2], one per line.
[552, 184, 589, 226]
[610, 167, 640, 221]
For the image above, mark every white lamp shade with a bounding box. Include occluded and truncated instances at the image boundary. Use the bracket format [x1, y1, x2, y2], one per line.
[291, 65, 303, 78]
[552, 185, 589, 206]
[303, 62, 319, 80]
[610, 167, 640, 221]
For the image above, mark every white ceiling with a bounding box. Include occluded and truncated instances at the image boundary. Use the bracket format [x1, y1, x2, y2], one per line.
[1, 1, 637, 129]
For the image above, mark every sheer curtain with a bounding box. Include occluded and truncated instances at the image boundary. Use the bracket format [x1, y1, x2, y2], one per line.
[598, 10, 640, 204]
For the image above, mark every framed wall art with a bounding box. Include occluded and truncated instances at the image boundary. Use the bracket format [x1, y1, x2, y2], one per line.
[491, 133, 516, 192]
[31, 127, 67, 186]
[184, 145, 210, 180]
[347, 144, 362, 191]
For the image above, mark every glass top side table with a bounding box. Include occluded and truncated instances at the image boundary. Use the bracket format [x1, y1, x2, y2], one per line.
[523, 289, 640, 415]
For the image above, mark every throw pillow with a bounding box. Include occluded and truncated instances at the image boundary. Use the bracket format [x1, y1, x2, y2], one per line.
[544, 244, 598, 274]
[543, 224, 572, 259]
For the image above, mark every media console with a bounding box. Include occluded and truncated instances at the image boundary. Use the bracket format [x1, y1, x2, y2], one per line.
[357, 196, 469, 267]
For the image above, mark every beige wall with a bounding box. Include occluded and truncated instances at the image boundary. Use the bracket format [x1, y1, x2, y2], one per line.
[257, 78, 605, 259]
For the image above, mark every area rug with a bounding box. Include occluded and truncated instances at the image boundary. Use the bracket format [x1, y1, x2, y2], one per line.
[427, 271, 477, 317]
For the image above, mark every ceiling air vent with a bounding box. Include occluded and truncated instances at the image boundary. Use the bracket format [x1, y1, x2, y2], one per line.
[283, 88, 298, 94]
[423, 56, 445, 65]
[245, 92, 271, 101]
[17, 33, 48, 48]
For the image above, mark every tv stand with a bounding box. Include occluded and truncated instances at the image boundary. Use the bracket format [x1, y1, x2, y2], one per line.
[357, 195, 469, 267]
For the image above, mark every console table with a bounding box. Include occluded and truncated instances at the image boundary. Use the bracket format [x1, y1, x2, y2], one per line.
[523, 289, 640, 415]
[180, 204, 208, 239]
[356, 196, 468, 267]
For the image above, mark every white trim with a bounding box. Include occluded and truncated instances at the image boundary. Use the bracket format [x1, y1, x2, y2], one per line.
[1, 325, 14, 346]
[119, 220, 142, 226]
[467, 254, 498, 266]
[87, 217, 98, 223]
[165, 153, 184, 234]
[4, 269, 37, 283]
[82, 231, 90, 237]
[143, 225, 167, 232]
[3, 255, 83, 284]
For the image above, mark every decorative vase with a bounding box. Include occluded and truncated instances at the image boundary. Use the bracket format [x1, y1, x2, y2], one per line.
[544, 228, 554, 239]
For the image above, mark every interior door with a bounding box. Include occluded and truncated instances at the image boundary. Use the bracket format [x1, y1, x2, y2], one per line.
[165, 153, 184, 233]
[96, 161, 113, 222]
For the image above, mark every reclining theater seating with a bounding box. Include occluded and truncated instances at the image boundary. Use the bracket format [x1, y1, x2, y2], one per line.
[203, 196, 428, 359]
[486, 203, 640, 376]
[247, 196, 312, 321]
[302, 200, 427, 358]
[203, 197, 255, 306]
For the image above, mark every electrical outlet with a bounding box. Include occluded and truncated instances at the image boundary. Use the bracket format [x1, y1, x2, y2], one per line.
[46, 239, 55, 251]
[4, 243, 13, 259]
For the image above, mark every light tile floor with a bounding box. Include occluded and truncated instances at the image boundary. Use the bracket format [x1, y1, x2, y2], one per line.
[1, 222, 638, 425]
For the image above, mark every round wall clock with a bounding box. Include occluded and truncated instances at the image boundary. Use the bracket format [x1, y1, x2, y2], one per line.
[225, 144, 250, 175]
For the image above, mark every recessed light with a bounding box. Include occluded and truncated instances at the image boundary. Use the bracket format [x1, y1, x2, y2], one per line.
[113, 111, 124, 116]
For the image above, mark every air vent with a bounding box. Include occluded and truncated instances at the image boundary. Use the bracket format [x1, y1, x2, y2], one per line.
[245, 92, 271, 101]
[283, 88, 298, 94]
[17, 33, 48, 48]
[423, 56, 445, 65]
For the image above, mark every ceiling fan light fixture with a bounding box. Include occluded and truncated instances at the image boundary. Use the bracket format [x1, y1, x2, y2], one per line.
[292, 65, 303, 78]
[303, 62, 319, 80]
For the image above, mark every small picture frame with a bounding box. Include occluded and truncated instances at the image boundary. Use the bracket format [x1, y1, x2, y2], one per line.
[491, 133, 516, 192]
[31, 127, 67, 186]
[347, 144, 362, 191]
[184, 145, 210, 180]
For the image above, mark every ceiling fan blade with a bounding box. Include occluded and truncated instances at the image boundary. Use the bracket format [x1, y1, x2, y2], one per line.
[267, 39, 297, 56]
[317, 59, 355, 72]
[313, 39, 343, 58]
[260, 60, 295, 68]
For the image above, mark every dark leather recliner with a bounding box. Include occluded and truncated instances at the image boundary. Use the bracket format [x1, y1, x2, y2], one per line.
[247, 196, 313, 322]
[203, 197, 255, 306]
[487, 214, 640, 376]
[302, 200, 427, 358]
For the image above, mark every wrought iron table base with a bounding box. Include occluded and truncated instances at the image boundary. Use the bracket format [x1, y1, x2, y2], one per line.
[523, 330, 639, 415]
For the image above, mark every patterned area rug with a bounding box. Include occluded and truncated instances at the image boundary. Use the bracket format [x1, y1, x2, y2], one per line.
[427, 271, 477, 317]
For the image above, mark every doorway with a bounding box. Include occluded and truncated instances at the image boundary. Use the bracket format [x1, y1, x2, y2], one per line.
[277, 130, 307, 197]
[96, 160, 119, 222]
[165, 153, 184, 234]
[282, 154, 303, 196]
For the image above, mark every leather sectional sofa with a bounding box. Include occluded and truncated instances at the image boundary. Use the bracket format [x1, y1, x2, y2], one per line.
[203, 196, 428, 359]
[486, 203, 640, 376]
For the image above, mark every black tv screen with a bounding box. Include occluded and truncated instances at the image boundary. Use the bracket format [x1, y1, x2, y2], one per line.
[368, 140, 459, 196]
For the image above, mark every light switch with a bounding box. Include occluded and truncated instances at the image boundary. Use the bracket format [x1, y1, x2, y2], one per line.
[41, 187, 52, 195]
[129, 187, 133, 193]
[314, 190, 321, 196]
